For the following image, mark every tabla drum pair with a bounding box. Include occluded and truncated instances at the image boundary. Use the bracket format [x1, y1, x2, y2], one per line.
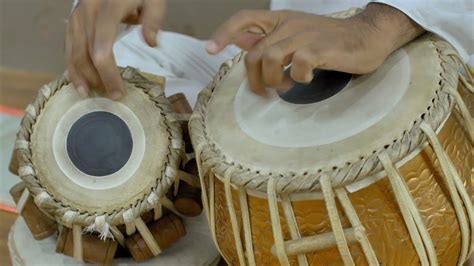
[8, 67, 215, 265]
[189, 23, 474, 266]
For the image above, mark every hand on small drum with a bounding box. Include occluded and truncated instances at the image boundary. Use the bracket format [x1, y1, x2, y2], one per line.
[207, 4, 424, 96]
[66, 0, 166, 100]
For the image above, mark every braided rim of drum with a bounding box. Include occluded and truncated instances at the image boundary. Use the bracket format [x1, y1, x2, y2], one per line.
[189, 12, 462, 194]
[14, 67, 183, 227]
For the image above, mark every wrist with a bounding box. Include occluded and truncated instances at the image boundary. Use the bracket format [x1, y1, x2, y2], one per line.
[349, 3, 424, 57]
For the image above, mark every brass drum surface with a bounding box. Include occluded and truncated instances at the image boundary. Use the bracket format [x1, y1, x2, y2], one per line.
[209, 105, 472, 265]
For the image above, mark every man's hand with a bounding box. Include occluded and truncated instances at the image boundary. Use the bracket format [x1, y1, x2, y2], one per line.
[207, 4, 424, 95]
[66, 0, 165, 100]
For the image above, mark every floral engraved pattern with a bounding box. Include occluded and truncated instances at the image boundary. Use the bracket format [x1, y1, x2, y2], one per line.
[212, 112, 471, 265]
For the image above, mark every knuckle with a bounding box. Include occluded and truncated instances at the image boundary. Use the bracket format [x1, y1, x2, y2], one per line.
[74, 58, 89, 69]
[290, 70, 305, 82]
[262, 48, 282, 65]
[245, 51, 260, 67]
[71, 51, 84, 64]
[292, 52, 311, 66]
[92, 52, 108, 68]
[264, 73, 280, 87]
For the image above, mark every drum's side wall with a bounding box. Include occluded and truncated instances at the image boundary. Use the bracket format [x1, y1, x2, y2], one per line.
[458, 85, 474, 203]
[210, 108, 471, 265]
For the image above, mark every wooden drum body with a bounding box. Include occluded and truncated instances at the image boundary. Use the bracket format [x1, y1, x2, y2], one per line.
[190, 31, 474, 266]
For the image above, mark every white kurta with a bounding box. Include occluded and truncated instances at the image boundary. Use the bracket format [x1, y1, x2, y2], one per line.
[271, 0, 474, 64]
[112, 1, 474, 106]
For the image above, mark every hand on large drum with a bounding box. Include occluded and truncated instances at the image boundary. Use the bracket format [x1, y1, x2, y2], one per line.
[207, 4, 425, 96]
[65, 0, 166, 100]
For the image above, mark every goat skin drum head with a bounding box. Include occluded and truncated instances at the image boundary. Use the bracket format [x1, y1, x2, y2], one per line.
[30, 74, 171, 213]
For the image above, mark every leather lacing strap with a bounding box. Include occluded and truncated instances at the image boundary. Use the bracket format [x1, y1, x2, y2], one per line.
[445, 87, 474, 142]
[267, 178, 290, 266]
[178, 170, 201, 188]
[460, 74, 474, 93]
[420, 122, 474, 263]
[224, 168, 246, 266]
[161, 196, 184, 218]
[72, 225, 83, 262]
[195, 142, 224, 257]
[320, 175, 355, 266]
[378, 152, 437, 266]
[449, 53, 473, 92]
[195, 142, 210, 222]
[135, 217, 161, 256]
[154, 203, 162, 221]
[239, 187, 256, 266]
[281, 194, 308, 266]
[16, 188, 30, 214]
[334, 188, 379, 266]
[208, 172, 217, 251]
[123, 209, 136, 235]
[109, 226, 125, 247]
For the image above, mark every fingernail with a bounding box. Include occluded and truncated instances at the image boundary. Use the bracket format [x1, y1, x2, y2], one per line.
[77, 85, 88, 98]
[109, 90, 123, 101]
[206, 41, 219, 54]
[304, 72, 314, 83]
[147, 29, 158, 47]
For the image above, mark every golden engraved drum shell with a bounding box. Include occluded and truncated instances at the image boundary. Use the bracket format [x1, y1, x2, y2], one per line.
[209, 108, 472, 265]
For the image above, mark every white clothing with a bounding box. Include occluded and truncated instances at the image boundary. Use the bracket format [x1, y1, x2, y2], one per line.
[112, 1, 474, 107]
[271, 0, 474, 64]
[114, 30, 239, 106]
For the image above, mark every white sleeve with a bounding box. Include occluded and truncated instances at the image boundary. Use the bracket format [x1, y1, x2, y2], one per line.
[372, 0, 474, 63]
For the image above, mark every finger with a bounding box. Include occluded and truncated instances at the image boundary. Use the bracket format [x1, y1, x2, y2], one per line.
[262, 32, 313, 88]
[244, 52, 266, 96]
[244, 28, 298, 93]
[141, 0, 166, 47]
[290, 48, 325, 83]
[79, 0, 101, 55]
[232, 32, 264, 50]
[93, 1, 136, 99]
[122, 8, 141, 24]
[207, 9, 274, 54]
[71, 11, 103, 89]
[66, 14, 89, 97]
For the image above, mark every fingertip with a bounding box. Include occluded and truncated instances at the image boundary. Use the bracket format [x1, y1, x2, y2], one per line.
[276, 78, 294, 93]
[76, 85, 89, 98]
[249, 83, 267, 98]
[206, 41, 221, 54]
[109, 90, 124, 101]
[143, 27, 158, 47]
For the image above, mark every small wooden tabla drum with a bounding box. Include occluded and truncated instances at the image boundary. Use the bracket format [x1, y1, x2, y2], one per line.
[9, 67, 205, 264]
[190, 31, 474, 265]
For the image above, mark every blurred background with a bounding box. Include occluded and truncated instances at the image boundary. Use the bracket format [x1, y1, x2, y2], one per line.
[0, 1, 268, 265]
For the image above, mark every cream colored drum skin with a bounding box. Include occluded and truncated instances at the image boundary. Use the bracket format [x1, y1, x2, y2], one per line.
[32, 84, 164, 212]
[190, 29, 474, 266]
[13, 68, 187, 262]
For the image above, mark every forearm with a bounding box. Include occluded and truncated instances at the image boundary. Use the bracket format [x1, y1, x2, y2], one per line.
[350, 3, 425, 57]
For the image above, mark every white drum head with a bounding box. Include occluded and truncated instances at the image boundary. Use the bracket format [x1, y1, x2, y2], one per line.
[203, 35, 446, 186]
[29, 72, 178, 214]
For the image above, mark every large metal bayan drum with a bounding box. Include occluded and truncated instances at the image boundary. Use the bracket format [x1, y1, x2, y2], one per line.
[10, 67, 207, 264]
[189, 32, 474, 265]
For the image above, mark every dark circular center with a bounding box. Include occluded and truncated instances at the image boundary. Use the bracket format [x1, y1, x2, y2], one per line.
[67, 111, 133, 177]
[279, 69, 352, 104]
